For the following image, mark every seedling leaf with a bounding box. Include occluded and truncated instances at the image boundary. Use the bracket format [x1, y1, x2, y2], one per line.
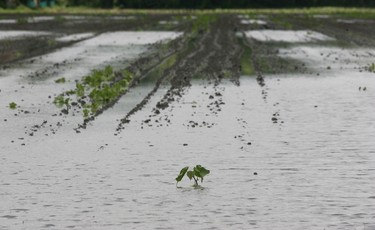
[187, 171, 194, 180]
[194, 165, 210, 182]
[176, 166, 189, 183]
[175, 165, 210, 186]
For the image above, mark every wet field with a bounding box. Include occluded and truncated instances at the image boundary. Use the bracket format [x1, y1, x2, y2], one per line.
[1, 13, 375, 229]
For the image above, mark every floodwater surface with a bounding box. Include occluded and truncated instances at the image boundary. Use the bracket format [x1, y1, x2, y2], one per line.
[245, 30, 334, 43]
[0, 18, 375, 230]
[1, 73, 374, 229]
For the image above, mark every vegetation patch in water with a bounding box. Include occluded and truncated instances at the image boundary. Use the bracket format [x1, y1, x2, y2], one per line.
[53, 66, 133, 119]
[55, 77, 66, 83]
[176, 165, 210, 187]
[366, 63, 375, 73]
[8, 102, 17, 109]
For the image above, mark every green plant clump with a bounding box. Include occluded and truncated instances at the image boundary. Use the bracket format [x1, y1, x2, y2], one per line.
[82, 67, 133, 116]
[55, 77, 66, 83]
[9, 102, 17, 109]
[16, 18, 28, 24]
[53, 66, 133, 119]
[367, 63, 375, 73]
[176, 165, 210, 187]
[53, 95, 70, 109]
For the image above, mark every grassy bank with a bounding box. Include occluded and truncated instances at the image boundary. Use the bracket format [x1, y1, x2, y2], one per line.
[1, 6, 375, 18]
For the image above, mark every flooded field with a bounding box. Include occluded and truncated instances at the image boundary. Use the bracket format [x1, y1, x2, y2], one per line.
[1, 12, 375, 229]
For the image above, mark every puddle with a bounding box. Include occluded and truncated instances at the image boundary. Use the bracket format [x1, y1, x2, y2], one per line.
[56, 33, 95, 42]
[0, 31, 182, 80]
[278, 45, 375, 72]
[0, 19, 17, 24]
[0, 16, 55, 24]
[238, 15, 250, 19]
[159, 20, 179, 25]
[241, 19, 267, 25]
[312, 15, 330, 19]
[0, 31, 51, 40]
[27, 16, 55, 23]
[245, 30, 334, 43]
[109, 16, 135, 20]
[60, 15, 86, 20]
[82, 31, 182, 46]
[337, 19, 370, 24]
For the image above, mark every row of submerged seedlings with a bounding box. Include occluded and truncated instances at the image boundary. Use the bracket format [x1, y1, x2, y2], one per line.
[53, 66, 133, 121]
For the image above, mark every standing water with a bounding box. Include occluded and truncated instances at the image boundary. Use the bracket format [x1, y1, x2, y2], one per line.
[1, 73, 374, 229]
[0, 23, 375, 229]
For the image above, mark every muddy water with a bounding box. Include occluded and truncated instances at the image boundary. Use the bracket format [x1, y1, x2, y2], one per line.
[1, 71, 375, 229]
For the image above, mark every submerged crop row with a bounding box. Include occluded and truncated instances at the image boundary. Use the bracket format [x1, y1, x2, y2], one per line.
[53, 66, 133, 120]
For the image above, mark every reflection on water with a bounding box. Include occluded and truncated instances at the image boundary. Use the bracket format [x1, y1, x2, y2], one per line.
[1, 71, 374, 229]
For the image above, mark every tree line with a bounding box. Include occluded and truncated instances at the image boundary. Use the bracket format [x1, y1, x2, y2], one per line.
[67, 0, 375, 8]
[2, 0, 375, 9]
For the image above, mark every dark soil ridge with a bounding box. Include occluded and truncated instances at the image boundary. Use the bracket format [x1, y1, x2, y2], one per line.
[116, 15, 244, 132]
[77, 33, 188, 131]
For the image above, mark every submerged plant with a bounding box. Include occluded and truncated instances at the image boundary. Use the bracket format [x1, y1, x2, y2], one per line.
[55, 77, 66, 84]
[367, 63, 375, 73]
[52, 65, 134, 119]
[9, 102, 17, 109]
[16, 18, 28, 24]
[176, 165, 210, 187]
[53, 95, 70, 111]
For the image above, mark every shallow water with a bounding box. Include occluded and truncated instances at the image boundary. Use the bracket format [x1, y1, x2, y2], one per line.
[0, 31, 51, 40]
[56, 33, 95, 42]
[0, 19, 17, 24]
[1, 25, 375, 229]
[241, 19, 267, 25]
[245, 30, 334, 43]
[1, 70, 375, 229]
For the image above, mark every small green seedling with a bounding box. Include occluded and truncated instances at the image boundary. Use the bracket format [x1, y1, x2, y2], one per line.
[9, 102, 17, 109]
[55, 77, 66, 84]
[368, 63, 375, 73]
[16, 18, 28, 24]
[53, 95, 70, 112]
[176, 165, 210, 187]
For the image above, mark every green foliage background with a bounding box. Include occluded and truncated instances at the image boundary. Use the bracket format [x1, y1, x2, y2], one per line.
[8, 0, 375, 9]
